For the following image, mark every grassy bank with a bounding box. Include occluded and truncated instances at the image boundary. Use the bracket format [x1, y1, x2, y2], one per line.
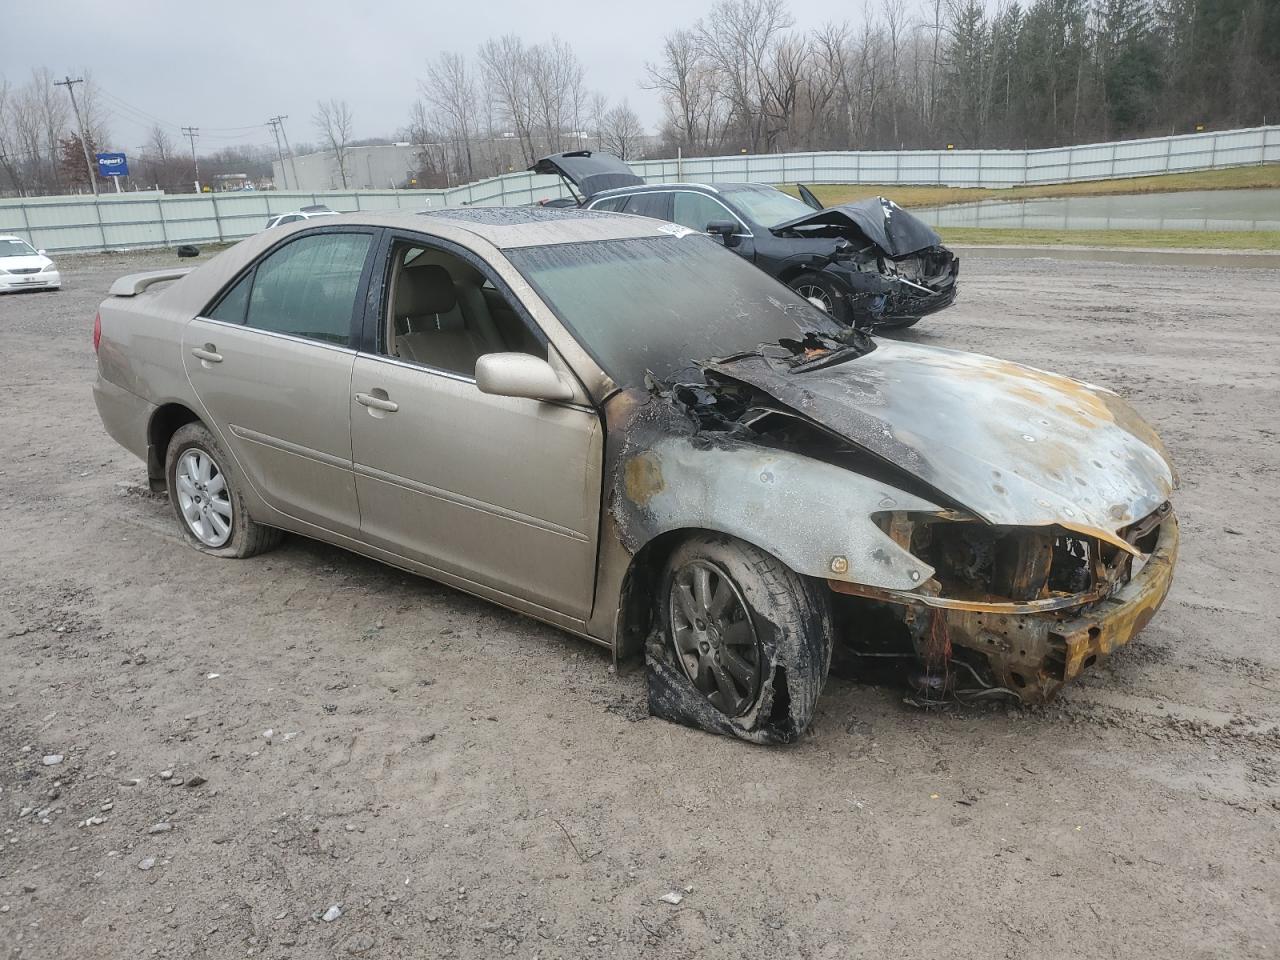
[937, 227, 1280, 249]
[784, 164, 1280, 209]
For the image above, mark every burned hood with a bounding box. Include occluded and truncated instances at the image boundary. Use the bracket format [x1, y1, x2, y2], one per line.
[772, 197, 943, 258]
[529, 150, 644, 200]
[704, 340, 1174, 548]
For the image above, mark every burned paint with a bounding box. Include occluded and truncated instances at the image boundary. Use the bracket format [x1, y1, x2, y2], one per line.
[602, 325, 1179, 733]
[623, 452, 665, 505]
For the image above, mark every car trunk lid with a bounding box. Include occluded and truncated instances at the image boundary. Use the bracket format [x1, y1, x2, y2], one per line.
[529, 151, 645, 201]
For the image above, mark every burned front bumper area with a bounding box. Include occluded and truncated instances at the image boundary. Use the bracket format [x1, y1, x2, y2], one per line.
[830, 511, 1179, 704]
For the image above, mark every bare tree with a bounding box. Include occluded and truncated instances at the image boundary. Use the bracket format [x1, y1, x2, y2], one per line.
[645, 30, 726, 155]
[479, 35, 536, 164]
[313, 98, 354, 188]
[422, 52, 478, 180]
[599, 100, 646, 160]
[694, 0, 794, 152]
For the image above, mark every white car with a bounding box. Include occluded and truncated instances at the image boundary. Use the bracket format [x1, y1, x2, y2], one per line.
[0, 236, 61, 292]
[264, 204, 339, 230]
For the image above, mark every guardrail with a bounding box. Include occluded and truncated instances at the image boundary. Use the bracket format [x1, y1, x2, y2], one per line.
[2, 125, 1277, 254]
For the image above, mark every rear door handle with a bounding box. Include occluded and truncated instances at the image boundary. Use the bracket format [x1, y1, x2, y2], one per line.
[191, 346, 223, 363]
[354, 392, 399, 413]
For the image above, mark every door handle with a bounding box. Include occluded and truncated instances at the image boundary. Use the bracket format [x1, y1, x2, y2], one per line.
[354, 392, 399, 413]
[191, 345, 223, 363]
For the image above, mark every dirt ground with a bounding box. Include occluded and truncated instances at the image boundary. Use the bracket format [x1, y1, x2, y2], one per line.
[1, 246, 1277, 960]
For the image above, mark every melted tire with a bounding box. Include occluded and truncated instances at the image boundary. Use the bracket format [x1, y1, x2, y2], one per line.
[647, 534, 833, 744]
[165, 422, 282, 559]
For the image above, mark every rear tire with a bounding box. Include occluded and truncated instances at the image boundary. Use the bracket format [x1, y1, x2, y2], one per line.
[648, 534, 833, 744]
[165, 422, 281, 558]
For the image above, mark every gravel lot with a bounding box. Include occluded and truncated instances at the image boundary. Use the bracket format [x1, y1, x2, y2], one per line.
[1, 246, 1277, 960]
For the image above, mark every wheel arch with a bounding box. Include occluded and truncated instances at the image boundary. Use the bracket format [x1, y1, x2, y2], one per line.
[614, 525, 766, 662]
[146, 402, 204, 490]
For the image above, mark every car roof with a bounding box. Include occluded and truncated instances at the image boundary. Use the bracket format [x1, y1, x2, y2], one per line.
[302, 206, 673, 249]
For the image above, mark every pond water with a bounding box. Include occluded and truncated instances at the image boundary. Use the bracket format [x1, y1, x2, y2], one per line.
[917, 188, 1280, 232]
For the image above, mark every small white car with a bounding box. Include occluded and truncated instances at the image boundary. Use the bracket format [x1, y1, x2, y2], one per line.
[264, 204, 339, 230]
[0, 236, 61, 292]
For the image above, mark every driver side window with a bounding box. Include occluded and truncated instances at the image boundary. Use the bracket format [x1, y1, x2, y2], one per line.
[382, 241, 546, 378]
[672, 192, 736, 233]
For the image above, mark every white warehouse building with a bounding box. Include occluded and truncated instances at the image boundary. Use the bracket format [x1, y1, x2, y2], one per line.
[272, 144, 423, 192]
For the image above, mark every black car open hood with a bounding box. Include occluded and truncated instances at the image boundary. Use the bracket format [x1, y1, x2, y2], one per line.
[530, 151, 645, 201]
[772, 197, 943, 258]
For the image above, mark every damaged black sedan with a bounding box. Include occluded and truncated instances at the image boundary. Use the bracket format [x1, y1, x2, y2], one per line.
[532, 150, 959, 329]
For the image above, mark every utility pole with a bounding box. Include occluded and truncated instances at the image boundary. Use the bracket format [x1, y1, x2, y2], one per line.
[267, 116, 290, 190]
[54, 75, 98, 196]
[275, 115, 300, 193]
[182, 126, 201, 193]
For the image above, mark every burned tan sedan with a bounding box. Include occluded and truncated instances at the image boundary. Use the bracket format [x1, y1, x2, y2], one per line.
[92, 208, 1178, 743]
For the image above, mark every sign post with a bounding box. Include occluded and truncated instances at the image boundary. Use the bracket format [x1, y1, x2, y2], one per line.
[95, 153, 129, 193]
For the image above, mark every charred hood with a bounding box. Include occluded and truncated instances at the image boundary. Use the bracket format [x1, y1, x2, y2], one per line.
[772, 197, 943, 258]
[702, 340, 1174, 548]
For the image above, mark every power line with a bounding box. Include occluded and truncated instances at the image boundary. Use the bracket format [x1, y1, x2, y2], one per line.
[54, 76, 98, 196]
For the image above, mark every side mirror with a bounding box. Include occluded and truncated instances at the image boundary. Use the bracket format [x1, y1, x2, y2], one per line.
[706, 219, 741, 248]
[176, 244, 200, 259]
[476, 353, 575, 403]
[37, 249, 47, 255]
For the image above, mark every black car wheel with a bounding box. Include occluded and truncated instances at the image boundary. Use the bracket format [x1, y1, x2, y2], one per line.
[788, 271, 854, 326]
[648, 534, 833, 743]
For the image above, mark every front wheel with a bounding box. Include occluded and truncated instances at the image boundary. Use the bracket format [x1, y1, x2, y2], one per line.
[788, 271, 855, 327]
[165, 422, 280, 558]
[647, 534, 833, 744]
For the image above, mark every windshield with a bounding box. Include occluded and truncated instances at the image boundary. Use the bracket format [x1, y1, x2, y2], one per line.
[506, 233, 844, 386]
[719, 185, 815, 228]
[0, 238, 38, 259]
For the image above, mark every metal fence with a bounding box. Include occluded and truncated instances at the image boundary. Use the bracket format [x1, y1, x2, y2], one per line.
[3, 125, 1277, 254]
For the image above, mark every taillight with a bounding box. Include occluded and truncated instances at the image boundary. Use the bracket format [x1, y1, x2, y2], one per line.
[93, 311, 101, 353]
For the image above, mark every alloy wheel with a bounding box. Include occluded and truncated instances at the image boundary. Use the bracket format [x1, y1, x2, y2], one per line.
[175, 448, 233, 547]
[668, 560, 763, 716]
[795, 283, 833, 313]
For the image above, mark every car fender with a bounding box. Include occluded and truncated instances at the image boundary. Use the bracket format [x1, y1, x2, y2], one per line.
[617, 436, 937, 591]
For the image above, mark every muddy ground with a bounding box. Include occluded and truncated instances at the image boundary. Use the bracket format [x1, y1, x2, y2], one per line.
[1, 248, 1277, 960]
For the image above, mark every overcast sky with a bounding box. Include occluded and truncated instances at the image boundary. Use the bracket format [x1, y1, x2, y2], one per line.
[3, 0, 871, 154]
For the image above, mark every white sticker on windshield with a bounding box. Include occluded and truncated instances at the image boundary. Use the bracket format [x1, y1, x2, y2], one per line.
[655, 222, 697, 238]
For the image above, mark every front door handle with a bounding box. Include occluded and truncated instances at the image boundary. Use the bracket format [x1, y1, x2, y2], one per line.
[354, 392, 399, 413]
[191, 345, 223, 363]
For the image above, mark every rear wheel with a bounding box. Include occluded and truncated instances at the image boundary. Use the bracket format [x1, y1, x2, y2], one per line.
[165, 422, 280, 558]
[648, 534, 833, 743]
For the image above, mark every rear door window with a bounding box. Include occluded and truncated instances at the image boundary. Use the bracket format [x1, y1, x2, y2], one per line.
[242, 232, 373, 346]
[590, 196, 627, 212]
[622, 192, 672, 221]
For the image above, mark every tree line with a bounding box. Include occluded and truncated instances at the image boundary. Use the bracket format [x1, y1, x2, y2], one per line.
[647, 0, 1279, 155]
[407, 0, 1278, 186]
[3, 0, 1277, 196]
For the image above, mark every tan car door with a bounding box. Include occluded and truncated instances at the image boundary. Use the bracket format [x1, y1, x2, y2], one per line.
[348, 240, 602, 621]
[183, 229, 377, 536]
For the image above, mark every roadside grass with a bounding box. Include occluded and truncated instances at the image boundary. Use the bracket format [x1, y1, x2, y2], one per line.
[782, 164, 1280, 209]
[937, 227, 1280, 249]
